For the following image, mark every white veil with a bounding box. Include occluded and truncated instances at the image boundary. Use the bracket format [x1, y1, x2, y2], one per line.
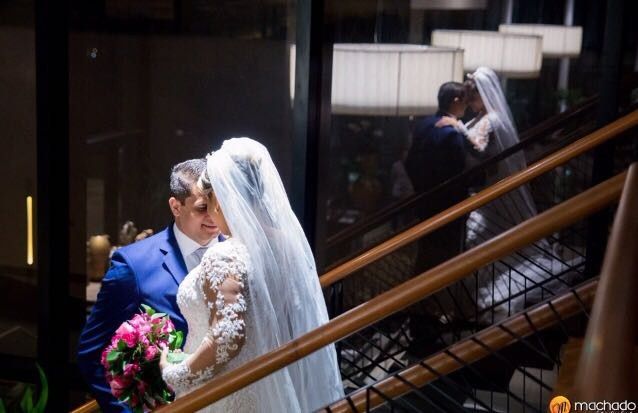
[472, 66, 538, 219]
[206, 138, 344, 412]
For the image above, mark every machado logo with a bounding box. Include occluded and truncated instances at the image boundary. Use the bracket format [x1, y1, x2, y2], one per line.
[550, 395, 571, 413]
[549, 395, 637, 413]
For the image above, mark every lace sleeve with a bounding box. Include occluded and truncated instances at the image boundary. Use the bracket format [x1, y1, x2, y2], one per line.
[460, 116, 492, 152]
[162, 244, 248, 393]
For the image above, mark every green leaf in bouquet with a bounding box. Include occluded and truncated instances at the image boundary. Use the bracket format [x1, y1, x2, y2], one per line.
[140, 303, 155, 316]
[120, 387, 133, 402]
[20, 385, 33, 413]
[107, 350, 123, 363]
[0, 398, 6, 413]
[150, 312, 166, 320]
[166, 352, 188, 364]
[169, 331, 184, 350]
[117, 339, 127, 351]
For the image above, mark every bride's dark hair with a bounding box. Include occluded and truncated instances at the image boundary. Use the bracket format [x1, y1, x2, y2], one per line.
[464, 77, 480, 101]
[197, 166, 212, 194]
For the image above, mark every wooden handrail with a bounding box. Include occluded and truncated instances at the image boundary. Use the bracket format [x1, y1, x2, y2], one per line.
[325, 96, 599, 248]
[69, 400, 98, 413]
[319, 109, 638, 287]
[157, 170, 626, 412]
[573, 163, 638, 401]
[323, 279, 599, 413]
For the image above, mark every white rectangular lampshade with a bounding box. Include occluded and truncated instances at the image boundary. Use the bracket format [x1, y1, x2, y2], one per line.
[290, 44, 464, 116]
[410, 0, 487, 10]
[331, 44, 463, 115]
[431, 30, 543, 78]
[499, 24, 583, 58]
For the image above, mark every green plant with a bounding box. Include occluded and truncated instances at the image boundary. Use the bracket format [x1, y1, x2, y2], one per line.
[0, 364, 48, 413]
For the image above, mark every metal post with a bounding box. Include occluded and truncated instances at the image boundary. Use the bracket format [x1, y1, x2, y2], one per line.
[558, 0, 575, 112]
[35, 0, 70, 410]
[503, 0, 514, 24]
[291, 0, 333, 270]
[501, 0, 515, 92]
[585, 0, 625, 278]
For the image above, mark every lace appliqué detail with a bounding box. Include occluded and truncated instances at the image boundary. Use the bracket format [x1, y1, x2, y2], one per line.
[162, 239, 249, 395]
[199, 242, 248, 365]
[459, 116, 492, 152]
[161, 361, 193, 394]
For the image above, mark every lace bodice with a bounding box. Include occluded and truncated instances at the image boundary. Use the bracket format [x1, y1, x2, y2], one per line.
[458, 115, 493, 152]
[162, 238, 257, 411]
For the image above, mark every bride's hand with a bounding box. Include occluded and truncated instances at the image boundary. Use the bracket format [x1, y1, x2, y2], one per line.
[435, 116, 458, 128]
[160, 347, 185, 371]
[159, 347, 170, 371]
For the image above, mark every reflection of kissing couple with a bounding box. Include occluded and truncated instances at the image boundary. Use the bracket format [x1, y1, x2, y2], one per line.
[406, 67, 560, 320]
[79, 138, 344, 412]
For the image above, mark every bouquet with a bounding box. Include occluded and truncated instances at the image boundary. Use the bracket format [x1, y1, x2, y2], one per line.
[101, 304, 185, 412]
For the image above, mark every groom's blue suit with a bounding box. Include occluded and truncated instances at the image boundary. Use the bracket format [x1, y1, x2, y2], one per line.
[77, 225, 219, 412]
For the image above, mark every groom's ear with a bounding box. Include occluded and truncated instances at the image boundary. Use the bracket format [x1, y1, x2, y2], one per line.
[168, 197, 181, 217]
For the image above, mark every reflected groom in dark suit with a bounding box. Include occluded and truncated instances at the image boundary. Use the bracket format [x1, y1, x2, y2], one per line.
[406, 81, 468, 274]
[77, 159, 223, 412]
[405, 82, 469, 353]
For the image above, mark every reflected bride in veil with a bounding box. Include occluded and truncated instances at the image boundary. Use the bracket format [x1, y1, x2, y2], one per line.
[437, 67, 580, 315]
[160, 138, 344, 412]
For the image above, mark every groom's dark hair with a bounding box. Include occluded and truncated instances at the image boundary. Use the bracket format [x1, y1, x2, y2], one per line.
[438, 81, 465, 112]
[170, 158, 206, 204]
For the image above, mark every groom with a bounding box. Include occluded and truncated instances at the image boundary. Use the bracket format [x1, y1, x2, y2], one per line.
[77, 159, 222, 412]
[405, 81, 468, 274]
[404, 82, 469, 358]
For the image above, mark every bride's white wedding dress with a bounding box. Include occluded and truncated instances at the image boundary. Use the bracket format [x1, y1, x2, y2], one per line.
[162, 137, 344, 412]
[460, 114, 581, 315]
[166, 238, 260, 411]
[455, 68, 582, 317]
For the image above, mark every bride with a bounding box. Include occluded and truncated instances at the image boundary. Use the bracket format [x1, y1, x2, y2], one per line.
[160, 138, 344, 411]
[436, 67, 573, 315]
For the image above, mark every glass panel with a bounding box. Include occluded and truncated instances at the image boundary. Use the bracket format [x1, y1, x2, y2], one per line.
[322, 0, 638, 267]
[70, 3, 296, 261]
[0, 0, 37, 360]
[69, 0, 296, 402]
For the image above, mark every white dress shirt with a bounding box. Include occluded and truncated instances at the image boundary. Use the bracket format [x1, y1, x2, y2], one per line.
[173, 223, 218, 272]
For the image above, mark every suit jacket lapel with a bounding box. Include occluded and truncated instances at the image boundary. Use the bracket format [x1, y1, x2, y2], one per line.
[160, 225, 188, 286]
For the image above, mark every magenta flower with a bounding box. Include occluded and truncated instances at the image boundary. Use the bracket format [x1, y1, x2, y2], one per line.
[123, 362, 141, 378]
[136, 380, 148, 395]
[144, 345, 159, 361]
[103, 305, 183, 410]
[114, 322, 138, 348]
[109, 375, 132, 399]
[100, 346, 112, 369]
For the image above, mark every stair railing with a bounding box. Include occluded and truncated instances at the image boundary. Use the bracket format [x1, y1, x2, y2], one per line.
[156, 170, 627, 412]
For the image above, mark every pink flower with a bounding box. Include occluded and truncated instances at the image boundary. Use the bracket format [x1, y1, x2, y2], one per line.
[123, 362, 141, 378]
[136, 380, 148, 395]
[144, 345, 159, 361]
[129, 393, 139, 407]
[129, 314, 152, 335]
[100, 346, 112, 369]
[109, 375, 132, 399]
[138, 334, 150, 348]
[114, 322, 138, 348]
[160, 321, 174, 335]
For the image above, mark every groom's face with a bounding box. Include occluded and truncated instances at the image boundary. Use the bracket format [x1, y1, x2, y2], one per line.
[171, 182, 219, 245]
